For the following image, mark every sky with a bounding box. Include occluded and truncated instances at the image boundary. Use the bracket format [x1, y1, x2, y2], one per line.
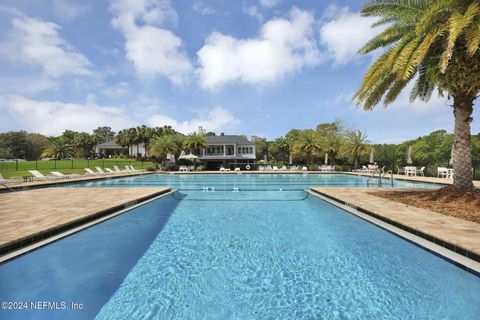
[0, 0, 478, 143]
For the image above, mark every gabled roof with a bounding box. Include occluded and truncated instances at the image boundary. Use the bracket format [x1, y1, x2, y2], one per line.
[96, 140, 124, 148]
[206, 135, 254, 145]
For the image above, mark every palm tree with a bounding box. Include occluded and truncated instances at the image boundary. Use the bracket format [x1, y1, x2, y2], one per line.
[126, 128, 138, 156]
[73, 132, 95, 158]
[183, 132, 208, 155]
[136, 125, 154, 157]
[343, 130, 371, 169]
[41, 137, 75, 159]
[149, 135, 182, 165]
[292, 130, 322, 165]
[115, 130, 131, 156]
[354, 0, 480, 189]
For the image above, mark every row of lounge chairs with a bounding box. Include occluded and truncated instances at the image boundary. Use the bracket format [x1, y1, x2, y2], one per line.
[0, 165, 142, 185]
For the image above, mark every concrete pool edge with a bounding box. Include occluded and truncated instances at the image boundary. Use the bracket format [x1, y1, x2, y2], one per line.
[308, 189, 480, 275]
[0, 188, 173, 263]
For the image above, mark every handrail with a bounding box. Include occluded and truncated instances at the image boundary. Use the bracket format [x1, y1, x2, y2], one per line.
[367, 169, 394, 188]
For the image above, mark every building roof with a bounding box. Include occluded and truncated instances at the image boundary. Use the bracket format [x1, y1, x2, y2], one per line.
[96, 140, 125, 148]
[206, 135, 254, 145]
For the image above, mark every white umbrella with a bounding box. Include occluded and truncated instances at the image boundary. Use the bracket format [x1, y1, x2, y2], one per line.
[324, 152, 328, 165]
[449, 143, 455, 166]
[179, 151, 186, 159]
[407, 146, 413, 165]
[180, 153, 199, 160]
[369, 149, 374, 164]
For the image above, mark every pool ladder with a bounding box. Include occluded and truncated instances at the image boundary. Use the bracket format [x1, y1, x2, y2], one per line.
[367, 170, 394, 187]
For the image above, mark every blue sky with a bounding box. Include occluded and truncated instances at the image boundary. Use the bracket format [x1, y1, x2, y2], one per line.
[0, 0, 478, 143]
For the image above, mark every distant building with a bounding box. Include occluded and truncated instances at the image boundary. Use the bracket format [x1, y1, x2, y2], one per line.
[199, 133, 256, 170]
[95, 141, 146, 157]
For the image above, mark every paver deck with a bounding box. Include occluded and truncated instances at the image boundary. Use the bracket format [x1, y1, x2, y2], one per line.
[0, 187, 170, 255]
[311, 187, 480, 261]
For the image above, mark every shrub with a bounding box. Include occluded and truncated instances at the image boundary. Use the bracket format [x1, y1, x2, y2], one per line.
[308, 164, 318, 171]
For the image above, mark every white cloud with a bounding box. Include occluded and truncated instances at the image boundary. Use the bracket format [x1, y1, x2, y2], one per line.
[193, 0, 215, 15]
[197, 7, 322, 90]
[319, 6, 384, 65]
[52, 0, 90, 22]
[243, 4, 263, 23]
[0, 95, 134, 135]
[0, 16, 92, 78]
[148, 107, 240, 134]
[109, 0, 193, 85]
[260, 0, 281, 8]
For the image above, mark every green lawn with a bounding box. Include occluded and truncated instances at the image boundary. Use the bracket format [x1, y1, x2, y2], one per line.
[0, 159, 153, 178]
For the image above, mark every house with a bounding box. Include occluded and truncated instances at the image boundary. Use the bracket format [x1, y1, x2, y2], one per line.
[199, 133, 256, 170]
[95, 141, 146, 157]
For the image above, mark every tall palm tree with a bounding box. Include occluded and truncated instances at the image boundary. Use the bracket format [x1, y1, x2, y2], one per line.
[354, 0, 480, 189]
[343, 130, 371, 169]
[136, 125, 154, 157]
[183, 132, 208, 155]
[115, 130, 130, 156]
[126, 128, 138, 156]
[41, 137, 75, 159]
[292, 130, 322, 165]
[149, 135, 182, 165]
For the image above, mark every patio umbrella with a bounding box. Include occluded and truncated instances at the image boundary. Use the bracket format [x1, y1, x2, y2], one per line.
[178, 151, 186, 159]
[324, 152, 328, 165]
[449, 143, 455, 166]
[180, 153, 199, 160]
[407, 146, 413, 165]
[369, 149, 374, 164]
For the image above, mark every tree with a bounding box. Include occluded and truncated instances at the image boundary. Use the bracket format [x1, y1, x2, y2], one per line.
[135, 125, 154, 157]
[343, 130, 371, 169]
[251, 136, 269, 161]
[269, 137, 290, 163]
[73, 132, 96, 158]
[354, 0, 480, 188]
[93, 126, 115, 144]
[41, 137, 75, 159]
[292, 130, 322, 165]
[0, 131, 31, 160]
[183, 132, 208, 155]
[26, 133, 49, 160]
[149, 135, 182, 165]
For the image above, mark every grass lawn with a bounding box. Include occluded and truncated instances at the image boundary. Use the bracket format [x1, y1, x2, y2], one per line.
[0, 159, 153, 179]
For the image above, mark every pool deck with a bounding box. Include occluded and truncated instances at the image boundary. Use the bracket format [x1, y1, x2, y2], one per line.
[0, 171, 154, 191]
[0, 187, 170, 258]
[310, 187, 480, 264]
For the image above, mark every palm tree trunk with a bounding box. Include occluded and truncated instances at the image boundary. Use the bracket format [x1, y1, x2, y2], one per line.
[452, 95, 474, 189]
[354, 157, 359, 170]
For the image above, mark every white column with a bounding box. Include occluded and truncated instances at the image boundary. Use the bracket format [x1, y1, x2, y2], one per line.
[223, 144, 226, 156]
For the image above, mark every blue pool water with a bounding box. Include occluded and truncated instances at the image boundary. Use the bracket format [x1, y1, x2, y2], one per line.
[1, 174, 478, 319]
[68, 172, 439, 190]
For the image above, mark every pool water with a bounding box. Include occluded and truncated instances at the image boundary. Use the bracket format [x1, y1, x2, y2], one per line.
[1, 174, 478, 319]
[70, 173, 439, 190]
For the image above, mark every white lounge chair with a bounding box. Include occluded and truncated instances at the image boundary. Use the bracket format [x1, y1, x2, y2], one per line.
[258, 165, 265, 171]
[179, 165, 188, 172]
[0, 173, 22, 184]
[234, 167, 241, 171]
[114, 165, 122, 173]
[416, 167, 425, 176]
[104, 168, 115, 174]
[396, 166, 405, 175]
[29, 170, 56, 180]
[273, 166, 279, 171]
[220, 166, 226, 172]
[280, 165, 287, 171]
[95, 167, 110, 175]
[437, 167, 448, 178]
[125, 165, 132, 172]
[85, 168, 100, 175]
[302, 166, 308, 172]
[51, 171, 80, 179]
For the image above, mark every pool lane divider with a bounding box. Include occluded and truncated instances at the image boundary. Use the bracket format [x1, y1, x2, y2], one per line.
[0, 188, 174, 264]
[307, 189, 480, 276]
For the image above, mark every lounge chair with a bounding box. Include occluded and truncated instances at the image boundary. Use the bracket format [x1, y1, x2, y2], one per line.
[234, 167, 241, 171]
[280, 165, 287, 170]
[51, 171, 80, 179]
[95, 167, 110, 175]
[302, 166, 308, 172]
[85, 168, 100, 175]
[0, 173, 22, 184]
[437, 167, 448, 178]
[258, 165, 265, 171]
[396, 166, 405, 175]
[416, 167, 425, 176]
[179, 165, 188, 172]
[220, 167, 226, 172]
[273, 166, 279, 171]
[104, 168, 115, 174]
[124, 165, 132, 172]
[29, 170, 56, 180]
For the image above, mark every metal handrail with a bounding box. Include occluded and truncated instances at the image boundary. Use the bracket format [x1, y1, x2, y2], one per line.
[367, 169, 394, 187]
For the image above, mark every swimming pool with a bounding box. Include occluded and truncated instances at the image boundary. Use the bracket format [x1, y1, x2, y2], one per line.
[1, 174, 478, 319]
[69, 172, 439, 190]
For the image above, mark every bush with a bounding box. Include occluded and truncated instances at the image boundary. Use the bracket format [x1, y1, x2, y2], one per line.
[308, 164, 318, 171]
[146, 166, 156, 172]
[196, 165, 205, 171]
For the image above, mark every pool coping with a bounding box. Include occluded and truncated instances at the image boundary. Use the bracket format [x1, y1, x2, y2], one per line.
[308, 189, 480, 275]
[0, 188, 173, 263]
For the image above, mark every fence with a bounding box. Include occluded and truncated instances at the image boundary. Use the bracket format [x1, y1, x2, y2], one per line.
[0, 159, 148, 172]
